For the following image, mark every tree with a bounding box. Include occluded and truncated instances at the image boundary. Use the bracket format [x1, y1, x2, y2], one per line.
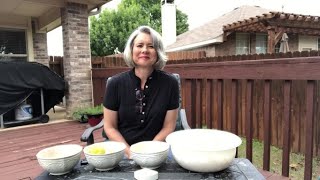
[90, 0, 189, 56]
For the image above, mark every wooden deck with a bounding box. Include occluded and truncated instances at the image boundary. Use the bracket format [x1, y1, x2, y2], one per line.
[0, 120, 104, 179]
[0, 120, 289, 180]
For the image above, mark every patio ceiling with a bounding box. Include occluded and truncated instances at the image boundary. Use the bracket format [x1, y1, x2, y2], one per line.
[1, 0, 111, 32]
[223, 12, 320, 36]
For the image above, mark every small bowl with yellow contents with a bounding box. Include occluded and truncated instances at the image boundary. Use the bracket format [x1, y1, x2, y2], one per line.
[83, 141, 126, 171]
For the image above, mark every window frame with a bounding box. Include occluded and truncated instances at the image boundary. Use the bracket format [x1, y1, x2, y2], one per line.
[0, 28, 27, 61]
[255, 33, 267, 54]
[235, 33, 250, 55]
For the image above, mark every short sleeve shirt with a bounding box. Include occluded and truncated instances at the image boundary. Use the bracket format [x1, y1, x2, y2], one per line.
[103, 69, 179, 145]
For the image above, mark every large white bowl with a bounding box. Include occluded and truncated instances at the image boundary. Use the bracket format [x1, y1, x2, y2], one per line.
[36, 144, 83, 175]
[130, 141, 169, 169]
[83, 141, 126, 171]
[166, 129, 242, 172]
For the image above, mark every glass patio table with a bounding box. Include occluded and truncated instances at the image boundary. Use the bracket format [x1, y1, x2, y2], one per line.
[35, 158, 265, 180]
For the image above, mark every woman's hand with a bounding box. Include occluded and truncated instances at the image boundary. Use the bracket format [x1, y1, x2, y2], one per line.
[153, 108, 178, 141]
[104, 107, 131, 159]
[125, 146, 131, 159]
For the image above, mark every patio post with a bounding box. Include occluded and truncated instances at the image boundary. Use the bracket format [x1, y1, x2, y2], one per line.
[61, 2, 93, 118]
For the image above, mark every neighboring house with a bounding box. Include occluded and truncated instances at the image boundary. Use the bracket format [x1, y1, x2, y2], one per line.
[0, 0, 111, 117]
[166, 5, 320, 56]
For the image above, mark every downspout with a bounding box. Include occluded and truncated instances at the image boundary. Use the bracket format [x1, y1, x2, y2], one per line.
[88, 5, 102, 16]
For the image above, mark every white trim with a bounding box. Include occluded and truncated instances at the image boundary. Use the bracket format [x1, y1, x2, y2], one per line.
[166, 37, 223, 52]
[27, 17, 34, 61]
[0, 54, 27, 57]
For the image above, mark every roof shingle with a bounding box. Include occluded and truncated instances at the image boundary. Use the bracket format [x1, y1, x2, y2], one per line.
[166, 5, 272, 51]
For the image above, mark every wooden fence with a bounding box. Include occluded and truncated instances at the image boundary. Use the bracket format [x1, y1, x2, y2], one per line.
[49, 56, 64, 77]
[91, 56, 320, 180]
[50, 50, 320, 74]
[90, 51, 206, 68]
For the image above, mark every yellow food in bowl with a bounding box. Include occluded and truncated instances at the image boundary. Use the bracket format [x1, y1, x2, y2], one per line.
[88, 146, 106, 155]
[87, 146, 115, 155]
[83, 141, 126, 171]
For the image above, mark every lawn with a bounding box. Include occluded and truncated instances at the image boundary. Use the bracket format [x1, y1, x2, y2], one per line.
[237, 138, 320, 180]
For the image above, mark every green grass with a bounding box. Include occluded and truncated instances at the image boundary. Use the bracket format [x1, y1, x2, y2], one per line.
[237, 138, 320, 180]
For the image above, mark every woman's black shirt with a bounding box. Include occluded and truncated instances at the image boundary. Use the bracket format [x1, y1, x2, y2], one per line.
[103, 69, 179, 145]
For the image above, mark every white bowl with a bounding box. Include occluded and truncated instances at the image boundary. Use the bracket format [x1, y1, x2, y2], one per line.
[166, 129, 242, 172]
[83, 141, 126, 171]
[36, 144, 83, 175]
[130, 141, 169, 169]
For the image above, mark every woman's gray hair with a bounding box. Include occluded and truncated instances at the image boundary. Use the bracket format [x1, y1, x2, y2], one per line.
[123, 26, 167, 70]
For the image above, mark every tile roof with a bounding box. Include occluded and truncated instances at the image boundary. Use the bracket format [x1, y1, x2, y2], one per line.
[166, 5, 272, 51]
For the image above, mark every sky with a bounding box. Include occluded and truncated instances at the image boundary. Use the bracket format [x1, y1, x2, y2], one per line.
[47, 0, 320, 56]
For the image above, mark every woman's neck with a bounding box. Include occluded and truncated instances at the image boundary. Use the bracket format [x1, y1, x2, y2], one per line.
[134, 67, 153, 89]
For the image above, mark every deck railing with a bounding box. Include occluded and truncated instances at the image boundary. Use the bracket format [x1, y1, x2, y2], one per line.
[91, 57, 320, 180]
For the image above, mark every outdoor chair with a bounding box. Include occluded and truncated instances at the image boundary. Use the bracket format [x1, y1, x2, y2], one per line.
[80, 73, 190, 146]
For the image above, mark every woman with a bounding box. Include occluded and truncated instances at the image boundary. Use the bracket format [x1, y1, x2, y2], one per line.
[103, 26, 179, 158]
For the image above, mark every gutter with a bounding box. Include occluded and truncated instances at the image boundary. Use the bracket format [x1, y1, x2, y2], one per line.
[88, 5, 103, 16]
[166, 37, 223, 52]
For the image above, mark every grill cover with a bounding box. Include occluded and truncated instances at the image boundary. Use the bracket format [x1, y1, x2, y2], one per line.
[0, 61, 66, 116]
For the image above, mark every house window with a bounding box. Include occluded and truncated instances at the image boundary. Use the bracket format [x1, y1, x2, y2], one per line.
[255, 34, 267, 54]
[298, 35, 317, 51]
[302, 48, 312, 51]
[318, 38, 320, 50]
[236, 33, 249, 55]
[0, 28, 27, 61]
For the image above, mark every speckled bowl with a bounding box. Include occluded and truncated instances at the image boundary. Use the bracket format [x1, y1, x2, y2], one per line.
[83, 141, 126, 171]
[130, 141, 169, 169]
[36, 144, 82, 175]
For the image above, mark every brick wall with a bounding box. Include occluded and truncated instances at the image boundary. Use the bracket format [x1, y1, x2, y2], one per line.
[215, 33, 235, 56]
[61, 2, 92, 117]
[33, 32, 49, 66]
[195, 45, 215, 57]
[288, 34, 299, 51]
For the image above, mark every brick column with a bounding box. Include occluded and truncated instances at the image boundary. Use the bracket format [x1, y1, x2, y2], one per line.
[61, 2, 93, 118]
[33, 32, 49, 66]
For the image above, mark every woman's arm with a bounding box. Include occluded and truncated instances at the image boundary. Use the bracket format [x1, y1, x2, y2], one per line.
[103, 107, 131, 158]
[153, 108, 178, 142]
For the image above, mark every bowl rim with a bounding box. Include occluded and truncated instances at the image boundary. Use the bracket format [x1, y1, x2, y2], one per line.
[166, 129, 242, 151]
[36, 144, 83, 160]
[130, 141, 169, 154]
[83, 141, 126, 156]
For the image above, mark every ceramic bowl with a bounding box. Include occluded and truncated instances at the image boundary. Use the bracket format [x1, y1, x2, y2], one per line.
[166, 129, 242, 172]
[130, 141, 169, 169]
[36, 144, 82, 175]
[83, 141, 126, 171]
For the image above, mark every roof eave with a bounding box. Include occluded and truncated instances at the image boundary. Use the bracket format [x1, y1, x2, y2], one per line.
[166, 36, 223, 52]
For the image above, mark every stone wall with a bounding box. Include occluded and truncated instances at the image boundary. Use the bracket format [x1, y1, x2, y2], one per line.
[33, 32, 49, 66]
[61, 2, 93, 118]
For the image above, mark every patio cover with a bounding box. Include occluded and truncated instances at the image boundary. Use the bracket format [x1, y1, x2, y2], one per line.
[0, 61, 66, 116]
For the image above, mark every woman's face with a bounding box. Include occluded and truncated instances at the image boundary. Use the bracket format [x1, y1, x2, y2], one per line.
[132, 32, 157, 68]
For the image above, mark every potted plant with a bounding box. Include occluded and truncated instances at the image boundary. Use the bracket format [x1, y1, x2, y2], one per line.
[72, 104, 103, 126]
[72, 108, 88, 123]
